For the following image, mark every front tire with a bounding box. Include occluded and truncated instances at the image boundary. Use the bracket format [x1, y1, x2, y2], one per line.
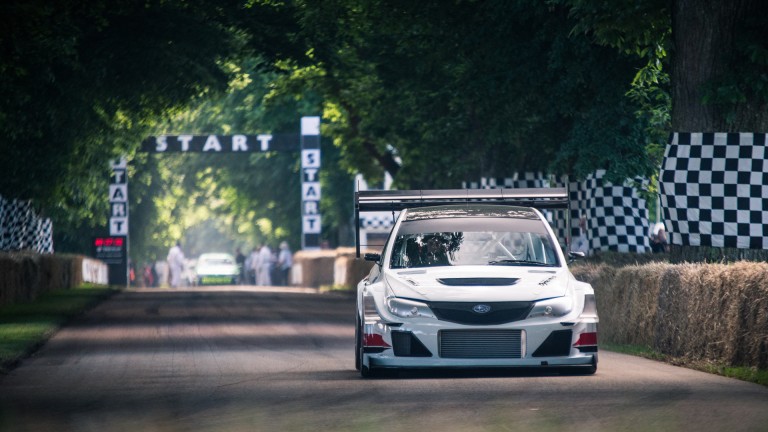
[355, 314, 362, 371]
[356, 314, 376, 378]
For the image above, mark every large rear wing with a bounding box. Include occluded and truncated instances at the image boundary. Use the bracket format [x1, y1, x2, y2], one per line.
[354, 187, 570, 257]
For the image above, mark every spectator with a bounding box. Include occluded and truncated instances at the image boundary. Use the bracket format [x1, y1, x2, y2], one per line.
[257, 243, 273, 285]
[651, 222, 668, 253]
[142, 262, 155, 288]
[276, 241, 293, 286]
[167, 241, 185, 288]
[235, 247, 246, 284]
[571, 215, 589, 256]
[247, 246, 259, 285]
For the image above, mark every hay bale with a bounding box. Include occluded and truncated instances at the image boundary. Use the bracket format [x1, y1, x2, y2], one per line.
[0, 252, 90, 307]
[331, 248, 375, 288]
[723, 262, 768, 368]
[654, 264, 698, 357]
[292, 250, 337, 287]
[343, 257, 375, 288]
[613, 263, 668, 347]
[573, 262, 668, 347]
[653, 262, 768, 368]
[578, 258, 768, 369]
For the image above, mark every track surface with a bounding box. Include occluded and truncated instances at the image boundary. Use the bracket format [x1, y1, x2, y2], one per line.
[1, 286, 767, 432]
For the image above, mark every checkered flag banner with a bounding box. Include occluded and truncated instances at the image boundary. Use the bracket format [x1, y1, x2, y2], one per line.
[360, 213, 398, 229]
[567, 171, 650, 253]
[471, 171, 651, 253]
[0, 195, 54, 253]
[660, 132, 768, 249]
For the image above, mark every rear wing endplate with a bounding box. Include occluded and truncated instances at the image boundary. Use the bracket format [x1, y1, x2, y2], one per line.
[354, 187, 570, 257]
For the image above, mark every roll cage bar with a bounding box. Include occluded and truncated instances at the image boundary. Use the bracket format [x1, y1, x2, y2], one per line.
[354, 188, 570, 257]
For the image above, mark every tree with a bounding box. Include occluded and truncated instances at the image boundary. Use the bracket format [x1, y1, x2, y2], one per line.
[561, 0, 768, 260]
[0, 0, 304, 254]
[670, 1, 768, 130]
[289, 0, 658, 188]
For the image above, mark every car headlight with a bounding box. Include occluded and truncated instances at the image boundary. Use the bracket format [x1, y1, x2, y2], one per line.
[527, 296, 573, 319]
[386, 297, 436, 319]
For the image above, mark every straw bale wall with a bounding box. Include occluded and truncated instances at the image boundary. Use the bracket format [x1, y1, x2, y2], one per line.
[0, 252, 86, 307]
[291, 250, 338, 288]
[291, 248, 374, 289]
[572, 261, 768, 369]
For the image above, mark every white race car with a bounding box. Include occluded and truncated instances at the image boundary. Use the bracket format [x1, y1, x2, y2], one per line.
[354, 189, 598, 377]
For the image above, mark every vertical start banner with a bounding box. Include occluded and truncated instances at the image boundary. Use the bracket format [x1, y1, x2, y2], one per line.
[107, 157, 129, 286]
[301, 117, 321, 249]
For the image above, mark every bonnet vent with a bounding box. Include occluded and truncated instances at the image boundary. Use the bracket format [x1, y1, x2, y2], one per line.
[436, 278, 519, 286]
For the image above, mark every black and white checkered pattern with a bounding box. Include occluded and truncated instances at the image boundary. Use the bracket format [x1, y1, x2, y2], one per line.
[0, 195, 54, 253]
[360, 213, 398, 229]
[660, 132, 768, 249]
[478, 172, 554, 190]
[568, 171, 650, 253]
[471, 171, 651, 254]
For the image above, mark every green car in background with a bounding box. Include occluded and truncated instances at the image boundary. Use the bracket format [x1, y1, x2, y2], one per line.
[195, 253, 239, 285]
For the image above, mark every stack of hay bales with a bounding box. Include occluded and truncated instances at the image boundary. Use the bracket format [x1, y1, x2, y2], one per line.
[290, 248, 375, 290]
[571, 260, 768, 369]
[0, 252, 84, 307]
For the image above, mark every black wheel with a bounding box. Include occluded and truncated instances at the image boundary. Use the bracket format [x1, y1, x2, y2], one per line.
[356, 315, 376, 378]
[574, 355, 598, 375]
[355, 314, 361, 371]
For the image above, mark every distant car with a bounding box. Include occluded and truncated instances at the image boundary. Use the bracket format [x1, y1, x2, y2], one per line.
[195, 253, 239, 285]
[354, 188, 599, 377]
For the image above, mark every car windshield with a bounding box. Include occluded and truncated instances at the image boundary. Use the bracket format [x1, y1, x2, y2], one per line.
[200, 256, 234, 265]
[388, 217, 560, 269]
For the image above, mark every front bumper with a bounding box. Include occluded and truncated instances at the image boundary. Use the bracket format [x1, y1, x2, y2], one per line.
[362, 319, 598, 370]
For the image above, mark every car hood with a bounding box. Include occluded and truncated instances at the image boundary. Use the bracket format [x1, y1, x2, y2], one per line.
[383, 266, 569, 302]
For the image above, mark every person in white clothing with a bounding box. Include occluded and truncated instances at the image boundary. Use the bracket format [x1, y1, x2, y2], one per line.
[247, 246, 259, 285]
[571, 214, 589, 256]
[166, 241, 185, 288]
[257, 243, 273, 286]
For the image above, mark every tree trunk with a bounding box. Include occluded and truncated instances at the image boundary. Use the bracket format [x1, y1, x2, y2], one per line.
[671, 0, 768, 131]
[668, 1, 768, 262]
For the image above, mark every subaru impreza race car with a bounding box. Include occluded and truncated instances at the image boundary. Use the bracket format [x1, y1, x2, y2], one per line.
[354, 188, 598, 377]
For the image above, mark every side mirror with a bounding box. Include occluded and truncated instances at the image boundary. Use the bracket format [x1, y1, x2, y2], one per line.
[568, 251, 586, 261]
[364, 253, 381, 263]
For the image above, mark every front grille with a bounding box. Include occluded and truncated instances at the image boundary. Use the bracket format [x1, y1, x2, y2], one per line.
[428, 301, 534, 325]
[439, 329, 523, 358]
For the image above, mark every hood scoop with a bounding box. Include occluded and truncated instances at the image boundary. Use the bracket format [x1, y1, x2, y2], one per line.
[436, 277, 520, 286]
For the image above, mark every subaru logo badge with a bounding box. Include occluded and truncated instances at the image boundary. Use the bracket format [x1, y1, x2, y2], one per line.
[473, 304, 491, 314]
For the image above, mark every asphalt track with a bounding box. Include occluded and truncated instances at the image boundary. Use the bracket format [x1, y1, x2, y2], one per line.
[0, 286, 767, 432]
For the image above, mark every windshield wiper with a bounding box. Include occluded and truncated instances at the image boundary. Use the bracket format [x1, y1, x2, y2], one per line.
[488, 259, 552, 266]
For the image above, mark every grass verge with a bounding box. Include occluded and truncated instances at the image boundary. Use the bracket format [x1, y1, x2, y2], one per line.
[604, 342, 768, 387]
[0, 283, 120, 374]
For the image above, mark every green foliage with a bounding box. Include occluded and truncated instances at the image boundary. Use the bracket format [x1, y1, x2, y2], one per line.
[0, 0, 301, 254]
[18, 0, 767, 259]
[287, 0, 661, 188]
